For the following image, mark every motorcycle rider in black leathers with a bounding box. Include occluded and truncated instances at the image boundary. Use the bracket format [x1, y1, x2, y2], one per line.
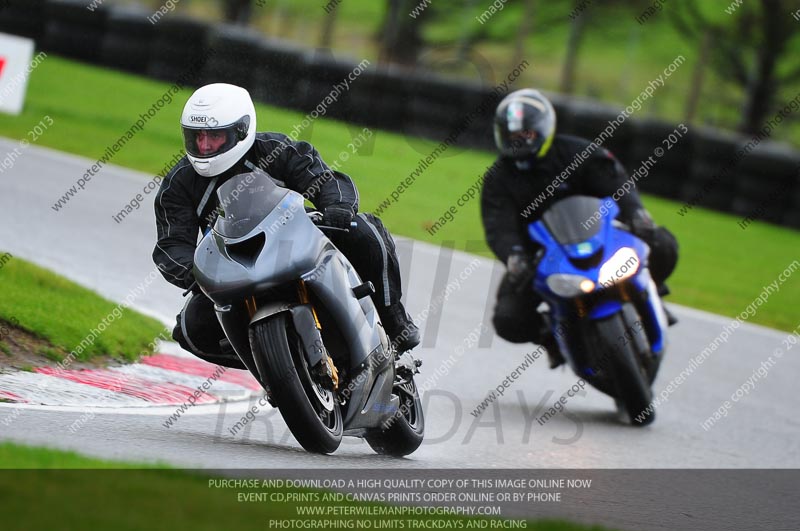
[153, 83, 419, 369]
[481, 89, 678, 367]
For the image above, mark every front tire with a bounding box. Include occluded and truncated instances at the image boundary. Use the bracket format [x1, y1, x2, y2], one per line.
[365, 371, 424, 457]
[250, 313, 343, 454]
[594, 314, 655, 426]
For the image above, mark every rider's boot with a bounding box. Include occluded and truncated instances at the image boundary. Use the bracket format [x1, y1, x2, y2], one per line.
[379, 302, 421, 354]
[657, 283, 678, 326]
[542, 335, 566, 369]
[535, 323, 565, 369]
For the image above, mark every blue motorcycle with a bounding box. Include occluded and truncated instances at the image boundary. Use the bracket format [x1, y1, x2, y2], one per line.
[529, 195, 669, 426]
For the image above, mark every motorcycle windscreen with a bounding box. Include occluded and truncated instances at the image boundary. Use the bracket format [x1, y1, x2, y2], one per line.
[214, 170, 289, 239]
[541, 195, 604, 245]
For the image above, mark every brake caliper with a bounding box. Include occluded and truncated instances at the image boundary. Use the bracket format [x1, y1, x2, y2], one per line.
[322, 353, 339, 391]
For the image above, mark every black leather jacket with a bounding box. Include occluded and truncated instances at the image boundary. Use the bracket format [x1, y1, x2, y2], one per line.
[481, 134, 650, 264]
[153, 132, 358, 289]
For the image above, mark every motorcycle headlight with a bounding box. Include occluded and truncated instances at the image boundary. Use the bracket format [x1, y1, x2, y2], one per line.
[546, 274, 596, 298]
[598, 247, 640, 288]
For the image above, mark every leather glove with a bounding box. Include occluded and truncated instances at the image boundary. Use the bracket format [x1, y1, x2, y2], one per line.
[629, 208, 657, 241]
[322, 203, 354, 229]
[506, 247, 534, 286]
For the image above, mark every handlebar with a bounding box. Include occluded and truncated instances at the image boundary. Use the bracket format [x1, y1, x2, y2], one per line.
[314, 221, 358, 232]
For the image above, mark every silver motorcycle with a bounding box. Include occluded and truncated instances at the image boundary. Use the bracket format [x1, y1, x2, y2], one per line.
[193, 167, 424, 455]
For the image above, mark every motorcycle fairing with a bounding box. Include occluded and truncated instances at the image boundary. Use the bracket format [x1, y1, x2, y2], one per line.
[527, 196, 669, 369]
[194, 170, 395, 432]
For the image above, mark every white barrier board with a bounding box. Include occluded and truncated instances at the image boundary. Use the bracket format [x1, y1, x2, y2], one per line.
[0, 32, 36, 115]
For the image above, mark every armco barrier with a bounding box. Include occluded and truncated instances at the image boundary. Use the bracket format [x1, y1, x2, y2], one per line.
[4, 0, 799, 228]
[101, 7, 154, 75]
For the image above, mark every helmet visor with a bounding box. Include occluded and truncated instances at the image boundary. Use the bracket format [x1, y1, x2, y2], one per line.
[183, 115, 250, 159]
[494, 125, 546, 160]
[183, 125, 240, 159]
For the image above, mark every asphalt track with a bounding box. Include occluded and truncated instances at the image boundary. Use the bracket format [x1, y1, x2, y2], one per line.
[0, 139, 797, 529]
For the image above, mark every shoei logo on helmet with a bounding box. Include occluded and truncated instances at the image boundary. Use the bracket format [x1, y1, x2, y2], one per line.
[507, 101, 524, 132]
[190, 115, 209, 123]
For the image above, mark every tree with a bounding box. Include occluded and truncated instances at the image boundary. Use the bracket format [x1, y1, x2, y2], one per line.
[512, 0, 536, 73]
[559, 0, 589, 94]
[319, 1, 340, 48]
[378, 0, 432, 66]
[670, 0, 800, 135]
[378, 0, 478, 66]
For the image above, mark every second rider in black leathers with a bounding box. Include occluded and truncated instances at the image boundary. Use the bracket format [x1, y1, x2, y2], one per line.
[481, 89, 678, 366]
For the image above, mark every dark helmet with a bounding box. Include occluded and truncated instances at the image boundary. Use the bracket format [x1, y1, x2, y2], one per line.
[493, 89, 556, 162]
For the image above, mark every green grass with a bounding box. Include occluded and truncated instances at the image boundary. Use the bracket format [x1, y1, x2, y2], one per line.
[0, 441, 157, 468]
[3, 55, 800, 331]
[0, 442, 611, 531]
[0, 254, 166, 362]
[36, 346, 62, 362]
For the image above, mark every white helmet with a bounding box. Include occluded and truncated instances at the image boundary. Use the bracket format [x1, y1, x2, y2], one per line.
[181, 83, 256, 177]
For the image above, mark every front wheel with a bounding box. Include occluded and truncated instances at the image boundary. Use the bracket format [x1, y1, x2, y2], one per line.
[250, 313, 342, 454]
[594, 313, 655, 426]
[365, 366, 424, 457]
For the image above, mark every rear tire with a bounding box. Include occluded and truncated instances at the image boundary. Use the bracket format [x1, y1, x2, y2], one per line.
[250, 314, 342, 454]
[365, 373, 424, 457]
